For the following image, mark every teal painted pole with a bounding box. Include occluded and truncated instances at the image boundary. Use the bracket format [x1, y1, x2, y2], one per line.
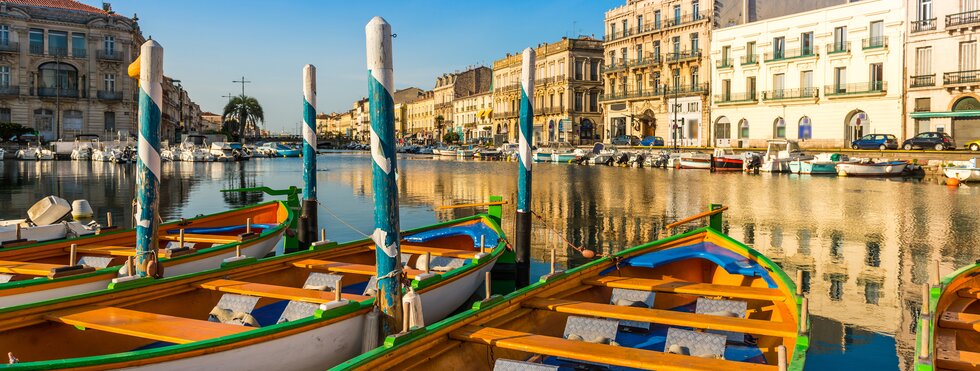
[133, 40, 164, 277]
[366, 16, 402, 335]
[515, 47, 535, 288]
[298, 65, 318, 250]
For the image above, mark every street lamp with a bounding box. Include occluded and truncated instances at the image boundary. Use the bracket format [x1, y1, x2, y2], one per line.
[172, 79, 182, 143]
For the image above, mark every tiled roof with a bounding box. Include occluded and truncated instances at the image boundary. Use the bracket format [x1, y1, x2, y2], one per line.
[6, 0, 108, 15]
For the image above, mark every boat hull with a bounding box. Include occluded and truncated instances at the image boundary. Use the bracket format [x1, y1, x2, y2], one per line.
[551, 154, 578, 163]
[944, 167, 980, 182]
[836, 162, 907, 177]
[712, 157, 743, 171]
[679, 157, 711, 169]
[790, 161, 839, 175]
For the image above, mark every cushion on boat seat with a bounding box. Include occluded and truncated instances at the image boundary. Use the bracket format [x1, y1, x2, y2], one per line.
[414, 256, 466, 272]
[208, 293, 260, 327]
[696, 298, 748, 342]
[401, 253, 412, 268]
[165, 241, 196, 250]
[610, 288, 655, 330]
[363, 276, 378, 297]
[276, 301, 319, 324]
[77, 256, 114, 269]
[563, 316, 620, 346]
[492, 359, 559, 371]
[0, 274, 12, 283]
[302, 272, 342, 291]
[664, 327, 727, 359]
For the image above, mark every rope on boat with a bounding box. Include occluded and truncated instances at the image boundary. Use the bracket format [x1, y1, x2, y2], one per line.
[529, 210, 599, 258]
[315, 201, 370, 238]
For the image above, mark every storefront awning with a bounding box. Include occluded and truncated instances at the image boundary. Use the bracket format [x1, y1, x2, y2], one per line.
[910, 110, 980, 119]
[477, 109, 487, 119]
[485, 109, 493, 119]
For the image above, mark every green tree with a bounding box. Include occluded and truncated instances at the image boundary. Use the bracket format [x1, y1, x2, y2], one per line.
[0, 122, 33, 142]
[222, 95, 264, 140]
[435, 115, 445, 141]
[443, 131, 460, 144]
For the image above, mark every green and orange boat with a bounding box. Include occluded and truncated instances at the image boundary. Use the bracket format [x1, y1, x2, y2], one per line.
[915, 261, 980, 370]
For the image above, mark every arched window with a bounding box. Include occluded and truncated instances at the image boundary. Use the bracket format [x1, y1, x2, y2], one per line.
[714, 116, 731, 140]
[953, 96, 980, 111]
[739, 119, 749, 139]
[773, 117, 786, 138]
[38, 62, 78, 96]
[64, 109, 83, 131]
[798, 116, 812, 140]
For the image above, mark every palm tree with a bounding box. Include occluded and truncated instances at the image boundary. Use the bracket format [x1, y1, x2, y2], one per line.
[435, 115, 444, 144]
[222, 95, 264, 140]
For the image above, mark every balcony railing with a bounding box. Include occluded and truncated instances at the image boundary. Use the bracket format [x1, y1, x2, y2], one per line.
[912, 18, 937, 32]
[824, 81, 886, 96]
[716, 58, 733, 69]
[765, 47, 817, 62]
[97, 90, 123, 100]
[826, 42, 850, 54]
[947, 9, 980, 28]
[72, 48, 86, 58]
[49, 47, 68, 57]
[0, 41, 17, 53]
[666, 83, 708, 95]
[604, 60, 629, 73]
[665, 50, 701, 63]
[0, 85, 18, 96]
[741, 55, 758, 66]
[762, 87, 818, 101]
[910, 74, 936, 88]
[435, 102, 452, 110]
[97, 50, 123, 61]
[944, 70, 980, 85]
[665, 12, 708, 28]
[632, 54, 662, 68]
[862, 36, 888, 50]
[715, 92, 757, 103]
[29, 43, 43, 55]
[36, 87, 79, 98]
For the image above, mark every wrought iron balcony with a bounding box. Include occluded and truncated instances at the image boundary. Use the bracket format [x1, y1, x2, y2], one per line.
[665, 12, 708, 28]
[763, 87, 818, 101]
[824, 81, 886, 96]
[0, 41, 17, 53]
[72, 48, 86, 58]
[764, 47, 817, 62]
[947, 9, 980, 29]
[604, 60, 629, 73]
[97, 90, 123, 101]
[944, 70, 980, 86]
[826, 42, 850, 54]
[0, 85, 19, 96]
[631, 54, 661, 68]
[740, 55, 758, 66]
[97, 50, 123, 61]
[666, 83, 708, 95]
[910, 74, 936, 88]
[912, 18, 937, 33]
[715, 92, 757, 103]
[29, 44, 43, 55]
[665, 50, 701, 63]
[716, 58, 733, 69]
[49, 47, 68, 57]
[862, 36, 888, 50]
[36, 87, 79, 98]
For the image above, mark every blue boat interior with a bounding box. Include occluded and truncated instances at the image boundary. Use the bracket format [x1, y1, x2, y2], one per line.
[164, 224, 276, 235]
[603, 242, 778, 289]
[404, 221, 499, 249]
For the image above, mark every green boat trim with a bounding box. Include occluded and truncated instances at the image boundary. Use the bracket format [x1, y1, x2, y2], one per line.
[913, 260, 979, 371]
[334, 226, 810, 371]
[0, 213, 506, 370]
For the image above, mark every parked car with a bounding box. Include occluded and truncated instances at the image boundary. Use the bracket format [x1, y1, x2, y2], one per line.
[964, 139, 980, 151]
[640, 136, 665, 146]
[851, 134, 898, 150]
[902, 132, 955, 150]
[611, 135, 640, 146]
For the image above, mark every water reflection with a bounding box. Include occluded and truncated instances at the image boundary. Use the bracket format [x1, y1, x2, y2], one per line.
[2, 154, 978, 370]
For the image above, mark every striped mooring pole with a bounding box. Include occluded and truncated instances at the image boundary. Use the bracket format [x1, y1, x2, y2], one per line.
[515, 47, 535, 288]
[298, 64, 318, 250]
[131, 40, 164, 277]
[366, 16, 403, 335]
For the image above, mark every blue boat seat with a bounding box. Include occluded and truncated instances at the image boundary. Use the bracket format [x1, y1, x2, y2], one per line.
[610, 288, 655, 330]
[404, 222, 499, 249]
[664, 327, 726, 359]
[696, 298, 748, 343]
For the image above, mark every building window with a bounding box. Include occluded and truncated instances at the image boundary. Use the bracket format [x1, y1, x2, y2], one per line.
[834, 67, 847, 92]
[590, 61, 600, 81]
[693, 0, 700, 19]
[38, 62, 78, 94]
[635, 74, 643, 94]
[589, 91, 598, 112]
[48, 31, 67, 56]
[0, 66, 9, 87]
[915, 47, 932, 77]
[722, 79, 731, 101]
[103, 35, 115, 54]
[870, 63, 883, 90]
[637, 15, 644, 32]
[747, 76, 756, 97]
[801, 70, 813, 90]
[620, 47, 627, 63]
[64, 109, 83, 131]
[690, 67, 699, 87]
[964, 0, 979, 12]
[672, 69, 680, 88]
[610, 23, 616, 39]
[960, 41, 977, 71]
[609, 51, 616, 66]
[721, 45, 730, 64]
[919, 0, 933, 20]
[574, 92, 583, 112]
[773, 37, 785, 59]
[673, 5, 681, 24]
[869, 21, 884, 46]
[799, 116, 812, 140]
[104, 111, 116, 133]
[672, 36, 680, 55]
[72, 33, 85, 57]
[716, 117, 731, 140]
[801, 32, 814, 55]
[654, 11, 661, 29]
[915, 97, 931, 112]
[636, 44, 643, 60]
[0, 25, 8, 47]
[833, 26, 847, 52]
[653, 40, 661, 58]
[29, 29, 43, 55]
[622, 19, 628, 36]
[0, 108, 10, 123]
[774, 117, 786, 138]
[652, 72, 661, 90]
[739, 119, 749, 138]
[690, 33, 699, 51]
[575, 60, 583, 80]
[773, 73, 785, 96]
[104, 74, 115, 91]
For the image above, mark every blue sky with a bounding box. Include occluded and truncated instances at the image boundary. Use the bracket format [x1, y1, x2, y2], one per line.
[97, 0, 614, 134]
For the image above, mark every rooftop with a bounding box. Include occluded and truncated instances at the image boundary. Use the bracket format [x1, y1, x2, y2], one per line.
[7, 0, 109, 15]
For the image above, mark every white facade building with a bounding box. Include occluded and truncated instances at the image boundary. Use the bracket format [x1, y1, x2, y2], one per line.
[710, 0, 905, 148]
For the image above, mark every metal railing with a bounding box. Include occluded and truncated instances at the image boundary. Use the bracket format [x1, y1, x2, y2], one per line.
[632, 54, 662, 68]
[947, 9, 980, 28]
[667, 83, 708, 95]
[763, 87, 818, 101]
[37, 87, 79, 98]
[826, 42, 850, 54]
[910, 74, 936, 88]
[824, 81, 886, 96]
[49, 47, 68, 57]
[97, 50, 123, 61]
[97, 90, 122, 100]
[666, 12, 708, 28]
[0, 41, 17, 53]
[716, 58, 733, 68]
[912, 18, 937, 32]
[29, 43, 43, 55]
[715, 92, 757, 103]
[765, 47, 817, 62]
[862, 36, 888, 50]
[604, 60, 629, 72]
[741, 55, 758, 65]
[0, 85, 18, 96]
[665, 50, 701, 63]
[72, 48, 86, 58]
[944, 70, 980, 85]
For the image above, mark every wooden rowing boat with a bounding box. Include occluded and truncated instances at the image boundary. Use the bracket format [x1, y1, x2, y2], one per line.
[337, 215, 809, 370]
[0, 213, 506, 370]
[0, 201, 291, 308]
[915, 262, 980, 370]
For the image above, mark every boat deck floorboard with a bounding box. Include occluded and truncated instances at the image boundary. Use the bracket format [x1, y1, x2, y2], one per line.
[583, 276, 786, 302]
[45, 305, 251, 344]
[196, 279, 370, 303]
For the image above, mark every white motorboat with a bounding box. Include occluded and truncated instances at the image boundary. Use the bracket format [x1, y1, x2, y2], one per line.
[91, 145, 126, 163]
[15, 143, 54, 161]
[711, 147, 744, 171]
[434, 145, 457, 157]
[789, 153, 856, 175]
[0, 196, 98, 245]
[759, 139, 811, 173]
[678, 152, 712, 169]
[589, 143, 618, 165]
[0, 147, 5, 160]
[228, 142, 252, 160]
[836, 160, 908, 177]
[210, 142, 236, 162]
[456, 145, 476, 158]
[179, 136, 213, 162]
[943, 158, 980, 182]
[69, 135, 100, 161]
[160, 146, 182, 161]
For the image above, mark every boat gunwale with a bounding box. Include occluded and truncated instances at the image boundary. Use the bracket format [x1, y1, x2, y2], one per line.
[916, 262, 980, 370]
[0, 213, 506, 370]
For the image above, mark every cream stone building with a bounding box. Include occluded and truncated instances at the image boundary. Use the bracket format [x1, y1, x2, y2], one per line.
[0, 0, 145, 141]
[601, 0, 713, 146]
[432, 67, 491, 142]
[491, 37, 604, 145]
[200, 111, 222, 133]
[406, 90, 434, 143]
[452, 90, 491, 142]
[906, 0, 980, 146]
[710, 0, 905, 148]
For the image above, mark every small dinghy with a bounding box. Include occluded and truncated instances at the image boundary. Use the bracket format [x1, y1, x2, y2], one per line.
[836, 160, 907, 177]
[0, 214, 505, 370]
[0, 200, 291, 308]
[679, 152, 712, 169]
[943, 158, 980, 182]
[340, 206, 809, 371]
[916, 261, 980, 370]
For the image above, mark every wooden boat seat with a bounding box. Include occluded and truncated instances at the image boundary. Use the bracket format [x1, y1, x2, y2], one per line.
[0, 260, 65, 276]
[69, 245, 141, 257]
[936, 327, 980, 369]
[377, 244, 479, 259]
[196, 279, 371, 303]
[159, 233, 237, 244]
[939, 311, 980, 332]
[523, 298, 796, 338]
[449, 325, 777, 371]
[45, 305, 251, 344]
[291, 259, 425, 279]
[583, 276, 786, 302]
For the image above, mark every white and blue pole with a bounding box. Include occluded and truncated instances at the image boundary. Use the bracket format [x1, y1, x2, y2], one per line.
[366, 16, 402, 334]
[132, 40, 164, 277]
[298, 64, 318, 250]
[515, 47, 535, 288]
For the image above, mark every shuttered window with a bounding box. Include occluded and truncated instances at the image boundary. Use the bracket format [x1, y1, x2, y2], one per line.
[915, 47, 932, 75]
[960, 41, 977, 71]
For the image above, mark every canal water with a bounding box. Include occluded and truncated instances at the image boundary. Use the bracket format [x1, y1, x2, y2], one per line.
[2, 153, 976, 369]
